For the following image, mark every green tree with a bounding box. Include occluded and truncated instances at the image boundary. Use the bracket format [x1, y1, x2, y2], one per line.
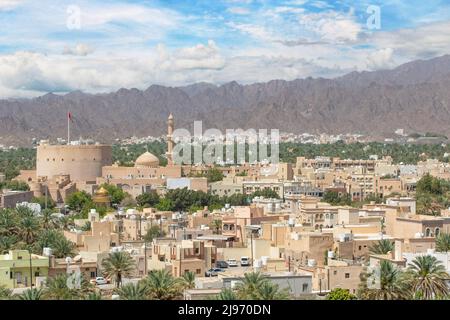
[181, 271, 196, 290]
[114, 281, 149, 300]
[19, 214, 40, 244]
[52, 237, 76, 258]
[251, 189, 280, 199]
[156, 198, 174, 211]
[0, 285, 12, 300]
[255, 282, 290, 300]
[145, 269, 182, 300]
[43, 274, 91, 300]
[66, 191, 93, 212]
[404, 255, 450, 300]
[101, 184, 127, 206]
[18, 288, 44, 300]
[0, 180, 30, 191]
[101, 251, 135, 288]
[211, 219, 222, 235]
[436, 233, 450, 252]
[85, 291, 102, 300]
[235, 272, 269, 300]
[326, 288, 357, 300]
[31, 196, 56, 210]
[206, 168, 224, 183]
[369, 239, 394, 255]
[215, 288, 237, 300]
[362, 261, 408, 300]
[136, 191, 160, 207]
[39, 209, 58, 229]
[143, 225, 166, 243]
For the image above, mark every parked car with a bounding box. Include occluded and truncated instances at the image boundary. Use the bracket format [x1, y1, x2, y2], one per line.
[216, 260, 229, 268]
[240, 256, 250, 266]
[227, 259, 238, 267]
[205, 268, 223, 277]
[90, 277, 109, 285]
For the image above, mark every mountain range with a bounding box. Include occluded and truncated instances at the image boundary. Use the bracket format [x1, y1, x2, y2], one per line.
[2, 55, 450, 145]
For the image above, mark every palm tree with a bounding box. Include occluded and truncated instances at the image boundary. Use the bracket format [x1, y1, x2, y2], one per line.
[101, 251, 135, 288]
[0, 208, 18, 236]
[114, 281, 149, 300]
[436, 233, 450, 252]
[211, 219, 222, 235]
[181, 271, 196, 290]
[0, 235, 18, 254]
[52, 237, 76, 258]
[369, 239, 394, 255]
[235, 271, 269, 300]
[57, 215, 75, 231]
[363, 260, 408, 300]
[144, 269, 182, 300]
[39, 209, 57, 229]
[19, 288, 44, 300]
[85, 291, 102, 300]
[44, 273, 92, 300]
[44, 274, 78, 300]
[215, 288, 237, 300]
[254, 282, 290, 300]
[404, 255, 450, 299]
[0, 285, 12, 300]
[19, 215, 40, 244]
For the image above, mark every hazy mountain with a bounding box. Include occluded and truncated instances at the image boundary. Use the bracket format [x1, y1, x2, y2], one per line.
[1, 55, 450, 145]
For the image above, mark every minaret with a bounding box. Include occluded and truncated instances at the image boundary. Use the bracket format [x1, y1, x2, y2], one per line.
[166, 113, 174, 165]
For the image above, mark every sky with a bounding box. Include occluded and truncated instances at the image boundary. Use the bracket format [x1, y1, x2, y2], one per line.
[1, 0, 450, 97]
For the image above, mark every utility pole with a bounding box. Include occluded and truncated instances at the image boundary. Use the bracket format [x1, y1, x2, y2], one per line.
[250, 231, 254, 267]
[28, 251, 33, 288]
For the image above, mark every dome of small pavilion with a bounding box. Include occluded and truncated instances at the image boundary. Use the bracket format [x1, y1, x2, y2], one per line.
[135, 151, 160, 168]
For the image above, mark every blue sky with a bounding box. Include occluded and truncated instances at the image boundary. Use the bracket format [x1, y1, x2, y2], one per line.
[1, 0, 450, 97]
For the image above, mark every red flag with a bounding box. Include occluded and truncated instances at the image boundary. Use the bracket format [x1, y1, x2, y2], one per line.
[68, 112, 73, 122]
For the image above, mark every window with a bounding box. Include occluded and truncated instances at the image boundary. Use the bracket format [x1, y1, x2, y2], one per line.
[435, 228, 440, 237]
[358, 246, 362, 250]
[345, 273, 350, 279]
[90, 272, 96, 278]
[333, 270, 337, 275]
[425, 228, 431, 237]
[196, 269, 201, 274]
[302, 283, 309, 292]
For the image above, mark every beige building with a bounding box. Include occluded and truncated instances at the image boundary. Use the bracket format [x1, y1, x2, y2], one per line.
[0, 190, 33, 208]
[36, 143, 112, 182]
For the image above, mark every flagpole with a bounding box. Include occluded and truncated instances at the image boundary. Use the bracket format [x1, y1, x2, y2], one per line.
[67, 112, 70, 145]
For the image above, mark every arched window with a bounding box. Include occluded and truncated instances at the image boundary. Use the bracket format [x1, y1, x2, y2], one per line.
[326, 213, 330, 219]
[315, 224, 319, 230]
[425, 228, 431, 237]
[435, 228, 440, 237]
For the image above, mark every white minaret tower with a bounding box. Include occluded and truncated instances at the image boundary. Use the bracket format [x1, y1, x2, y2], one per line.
[166, 113, 174, 165]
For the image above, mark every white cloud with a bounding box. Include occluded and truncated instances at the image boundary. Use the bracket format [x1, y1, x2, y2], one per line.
[62, 43, 94, 56]
[0, 0, 23, 11]
[227, 7, 251, 15]
[298, 10, 362, 43]
[227, 22, 276, 41]
[156, 40, 226, 71]
[366, 48, 395, 70]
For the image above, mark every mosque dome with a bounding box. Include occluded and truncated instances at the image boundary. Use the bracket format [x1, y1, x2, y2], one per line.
[96, 186, 109, 196]
[135, 151, 160, 168]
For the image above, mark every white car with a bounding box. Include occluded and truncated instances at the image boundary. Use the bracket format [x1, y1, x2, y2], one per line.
[227, 259, 238, 267]
[240, 256, 250, 266]
[91, 277, 108, 285]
